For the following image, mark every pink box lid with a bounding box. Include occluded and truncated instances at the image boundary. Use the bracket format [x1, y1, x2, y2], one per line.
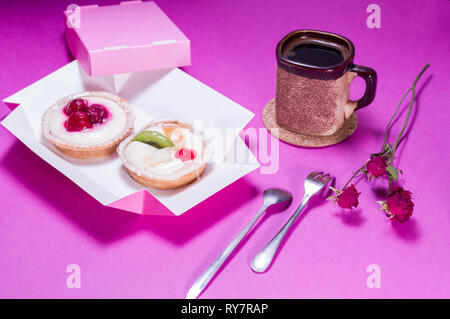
[64, 1, 191, 76]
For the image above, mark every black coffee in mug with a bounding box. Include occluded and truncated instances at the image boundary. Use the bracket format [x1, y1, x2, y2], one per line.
[285, 43, 344, 66]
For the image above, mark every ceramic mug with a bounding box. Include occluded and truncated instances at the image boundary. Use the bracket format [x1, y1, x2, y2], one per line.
[275, 30, 377, 136]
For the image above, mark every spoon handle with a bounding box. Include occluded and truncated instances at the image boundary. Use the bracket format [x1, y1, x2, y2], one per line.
[186, 205, 269, 299]
[251, 195, 310, 273]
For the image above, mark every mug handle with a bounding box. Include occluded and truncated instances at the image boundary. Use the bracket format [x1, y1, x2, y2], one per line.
[347, 64, 377, 110]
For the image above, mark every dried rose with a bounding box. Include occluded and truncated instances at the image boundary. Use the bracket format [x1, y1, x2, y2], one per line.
[332, 65, 429, 225]
[379, 187, 414, 223]
[336, 185, 361, 209]
[367, 156, 388, 178]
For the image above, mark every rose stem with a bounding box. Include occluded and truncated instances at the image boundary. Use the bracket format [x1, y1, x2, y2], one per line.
[342, 165, 366, 189]
[388, 177, 392, 194]
[391, 64, 430, 156]
[381, 88, 412, 152]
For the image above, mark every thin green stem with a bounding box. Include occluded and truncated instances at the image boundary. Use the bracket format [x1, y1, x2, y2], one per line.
[342, 165, 366, 189]
[391, 88, 415, 156]
[388, 178, 392, 194]
[381, 88, 412, 151]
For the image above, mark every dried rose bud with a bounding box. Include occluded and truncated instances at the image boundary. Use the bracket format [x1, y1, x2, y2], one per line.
[337, 185, 361, 209]
[367, 156, 388, 178]
[379, 187, 414, 223]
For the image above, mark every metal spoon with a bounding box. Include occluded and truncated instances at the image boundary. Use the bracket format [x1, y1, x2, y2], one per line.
[186, 188, 292, 299]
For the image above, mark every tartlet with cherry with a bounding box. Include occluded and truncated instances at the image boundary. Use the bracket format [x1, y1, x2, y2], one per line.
[42, 91, 135, 159]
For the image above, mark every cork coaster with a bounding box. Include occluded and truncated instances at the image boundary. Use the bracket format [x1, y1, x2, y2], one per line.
[262, 98, 358, 147]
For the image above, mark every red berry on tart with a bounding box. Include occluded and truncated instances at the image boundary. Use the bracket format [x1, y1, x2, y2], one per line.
[65, 111, 93, 132]
[175, 148, 197, 161]
[63, 98, 89, 116]
[87, 104, 108, 124]
[42, 91, 135, 159]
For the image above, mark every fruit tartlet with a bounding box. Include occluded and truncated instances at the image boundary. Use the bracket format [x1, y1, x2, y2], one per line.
[41, 91, 135, 159]
[118, 120, 210, 189]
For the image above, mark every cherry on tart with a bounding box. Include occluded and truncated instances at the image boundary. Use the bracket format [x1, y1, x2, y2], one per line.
[42, 91, 135, 159]
[87, 104, 108, 124]
[175, 148, 197, 161]
[65, 111, 93, 131]
[64, 98, 89, 116]
[117, 120, 210, 190]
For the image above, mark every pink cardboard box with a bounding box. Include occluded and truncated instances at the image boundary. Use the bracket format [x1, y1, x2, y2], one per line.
[64, 1, 191, 76]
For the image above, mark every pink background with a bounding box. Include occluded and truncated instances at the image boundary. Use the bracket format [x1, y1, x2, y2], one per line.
[1, 0, 449, 298]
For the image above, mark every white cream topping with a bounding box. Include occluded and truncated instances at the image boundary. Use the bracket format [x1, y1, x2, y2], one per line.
[125, 125, 205, 175]
[170, 128, 204, 154]
[47, 96, 127, 146]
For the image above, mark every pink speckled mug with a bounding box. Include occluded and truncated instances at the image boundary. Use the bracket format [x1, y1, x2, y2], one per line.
[275, 30, 377, 136]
